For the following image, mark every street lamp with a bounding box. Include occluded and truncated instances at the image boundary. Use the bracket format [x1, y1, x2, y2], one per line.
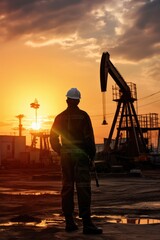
[30, 98, 40, 128]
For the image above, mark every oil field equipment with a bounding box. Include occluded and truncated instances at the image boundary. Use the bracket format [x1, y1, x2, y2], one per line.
[100, 52, 148, 164]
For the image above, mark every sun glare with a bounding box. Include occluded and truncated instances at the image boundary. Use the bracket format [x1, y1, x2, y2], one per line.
[31, 122, 41, 130]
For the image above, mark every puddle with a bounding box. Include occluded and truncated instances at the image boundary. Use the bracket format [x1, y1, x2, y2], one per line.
[0, 214, 64, 228]
[0, 187, 60, 195]
[92, 215, 160, 224]
[0, 219, 61, 228]
[0, 214, 160, 228]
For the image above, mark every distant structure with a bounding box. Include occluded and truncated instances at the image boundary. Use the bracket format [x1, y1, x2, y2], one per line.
[30, 98, 40, 127]
[30, 98, 52, 163]
[0, 135, 26, 167]
[16, 114, 24, 136]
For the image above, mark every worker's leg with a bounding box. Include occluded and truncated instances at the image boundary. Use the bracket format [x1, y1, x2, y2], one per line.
[75, 153, 91, 219]
[61, 152, 78, 232]
[75, 152, 102, 234]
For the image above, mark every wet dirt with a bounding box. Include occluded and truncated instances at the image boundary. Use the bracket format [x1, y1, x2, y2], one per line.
[0, 168, 160, 239]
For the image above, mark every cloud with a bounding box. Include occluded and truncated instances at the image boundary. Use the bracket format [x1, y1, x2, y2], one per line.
[0, 121, 14, 129]
[0, 0, 159, 61]
[110, 0, 160, 61]
[0, 0, 107, 39]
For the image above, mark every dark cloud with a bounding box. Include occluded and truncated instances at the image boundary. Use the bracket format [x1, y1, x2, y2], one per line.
[0, 0, 159, 61]
[0, 0, 107, 40]
[110, 0, 160, 61]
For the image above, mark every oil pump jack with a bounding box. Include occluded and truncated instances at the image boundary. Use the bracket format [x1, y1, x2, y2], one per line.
[100, 52, 148, 166]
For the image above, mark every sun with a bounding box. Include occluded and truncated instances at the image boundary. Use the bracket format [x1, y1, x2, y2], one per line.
[31, 122, 41, 130]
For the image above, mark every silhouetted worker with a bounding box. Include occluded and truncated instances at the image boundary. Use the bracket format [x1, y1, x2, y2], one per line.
[50, 88, 102, 234]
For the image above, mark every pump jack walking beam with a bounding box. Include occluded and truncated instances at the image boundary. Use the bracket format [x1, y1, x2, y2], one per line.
[100, 52, 130, 95]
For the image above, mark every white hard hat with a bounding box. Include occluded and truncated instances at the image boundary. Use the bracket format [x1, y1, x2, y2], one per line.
[66, 88, 81, 99]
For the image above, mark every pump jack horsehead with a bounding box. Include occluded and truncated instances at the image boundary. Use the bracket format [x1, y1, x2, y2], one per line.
[100, 52, 147, 160]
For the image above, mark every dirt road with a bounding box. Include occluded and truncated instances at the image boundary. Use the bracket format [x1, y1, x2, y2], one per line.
[0, 169, 160, 239]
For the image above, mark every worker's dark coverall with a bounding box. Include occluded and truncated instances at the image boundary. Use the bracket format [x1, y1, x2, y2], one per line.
[50, 105, 96, 219]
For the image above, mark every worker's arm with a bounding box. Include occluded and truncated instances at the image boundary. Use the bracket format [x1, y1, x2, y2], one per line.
[50, 117, 62, 155]
[83, 113, 96, 160]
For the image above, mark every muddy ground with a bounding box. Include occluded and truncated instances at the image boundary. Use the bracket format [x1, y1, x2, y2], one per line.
[0, 168, 160, 240]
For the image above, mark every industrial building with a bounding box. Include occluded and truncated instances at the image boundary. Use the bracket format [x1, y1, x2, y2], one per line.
[0, 135, 26, 167]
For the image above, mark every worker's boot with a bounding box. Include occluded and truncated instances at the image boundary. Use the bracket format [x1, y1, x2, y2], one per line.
[65, 215, 78, 232]
[83, 217, 103, 234]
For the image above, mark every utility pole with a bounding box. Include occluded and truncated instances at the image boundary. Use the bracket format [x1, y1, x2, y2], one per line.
[16, 114, 24, 136]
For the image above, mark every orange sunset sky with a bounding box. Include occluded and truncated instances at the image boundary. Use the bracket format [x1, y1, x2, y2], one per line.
[0, 0, 160, 145]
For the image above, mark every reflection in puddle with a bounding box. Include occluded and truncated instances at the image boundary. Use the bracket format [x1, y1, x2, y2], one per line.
[0, 214, 64, 228]
[0, 188, 60, 195]
[0, 214, 160, 228]
[92, 215, 160, 224]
